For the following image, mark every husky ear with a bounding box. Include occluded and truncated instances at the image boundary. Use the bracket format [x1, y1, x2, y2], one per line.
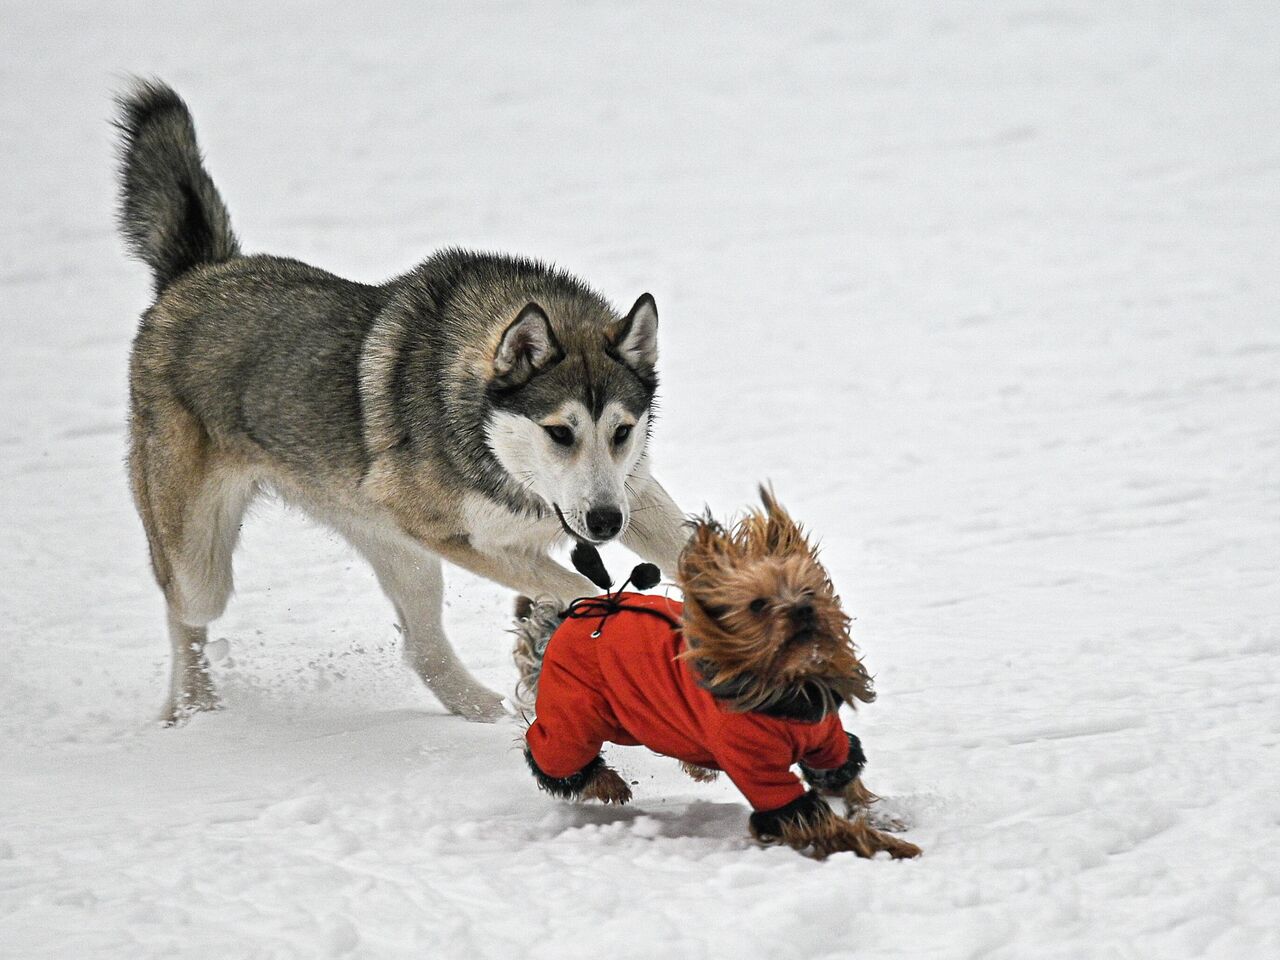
[493, 303, 564, 386]
[608, 293, 659, 372]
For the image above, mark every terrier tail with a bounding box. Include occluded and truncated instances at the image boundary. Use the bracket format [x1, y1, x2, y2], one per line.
[114, 78, 239, 295]
[511, 597, 562, 708]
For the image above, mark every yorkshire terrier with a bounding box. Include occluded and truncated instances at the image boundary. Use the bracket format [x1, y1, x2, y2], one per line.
[514, 489, 921, 860]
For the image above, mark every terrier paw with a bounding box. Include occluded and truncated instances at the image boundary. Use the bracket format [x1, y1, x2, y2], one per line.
[679, 761, 721, 783]
[842, 777, 880, 812]
[581, 766, 633, 805]
[514, 595, 534, 620]
[819, 817, 922, 860]
[875, 832, 923, 860]
[842, 779, 911, 832]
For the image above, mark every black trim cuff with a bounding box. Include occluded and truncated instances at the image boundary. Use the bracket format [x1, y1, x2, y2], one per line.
[749, 789, 833, 843]
[799, 732, 866, 792]
[524, 749, 605, 799]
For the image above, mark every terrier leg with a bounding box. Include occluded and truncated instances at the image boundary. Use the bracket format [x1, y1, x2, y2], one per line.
[750, 791, 922, 860]
[679, 761, 721, 783]
[525, 752, 632, 805]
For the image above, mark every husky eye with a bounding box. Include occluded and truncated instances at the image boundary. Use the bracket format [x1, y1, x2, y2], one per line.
[543, 425, 574, 447]
[749, 598, 768, 614]
[613, 424, 632, 445]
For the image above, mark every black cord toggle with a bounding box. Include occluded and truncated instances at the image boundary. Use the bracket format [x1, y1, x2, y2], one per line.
[571, 542, 613, 590]
[630, 563, 661, 591]
[563, 554, 677, 637]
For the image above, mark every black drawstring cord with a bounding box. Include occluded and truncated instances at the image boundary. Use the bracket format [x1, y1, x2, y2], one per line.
[565, 545, 673, 637]
[565, 592, 680, 637]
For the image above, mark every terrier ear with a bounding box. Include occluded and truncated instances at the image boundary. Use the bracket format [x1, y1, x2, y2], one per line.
[678, 512, 730, 585]
[608, 293, 659, 371]
[759, 484, 782, 517]
[493, 303, 564, 386]
[758, 484, 810, 556]
[687, 512, 728, 553]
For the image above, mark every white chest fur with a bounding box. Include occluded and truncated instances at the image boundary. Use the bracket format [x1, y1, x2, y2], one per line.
[461, 491, 562, 555]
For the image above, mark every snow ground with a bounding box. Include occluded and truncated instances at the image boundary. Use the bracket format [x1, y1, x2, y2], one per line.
[2, 1, 1279, 957]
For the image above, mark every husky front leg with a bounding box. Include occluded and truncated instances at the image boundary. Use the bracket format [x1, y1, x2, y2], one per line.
[621, 470, 688, 575]
[429, 538, 596, 608]
[354, 538, 508, 721]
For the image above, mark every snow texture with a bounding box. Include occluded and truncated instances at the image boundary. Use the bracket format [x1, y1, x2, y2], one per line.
[2, 2, 1278, 958]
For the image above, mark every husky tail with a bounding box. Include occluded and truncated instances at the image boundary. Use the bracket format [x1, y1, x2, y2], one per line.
[114, 79, 239, 296]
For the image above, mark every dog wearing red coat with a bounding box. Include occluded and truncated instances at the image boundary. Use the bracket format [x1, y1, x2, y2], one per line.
[516, 489, 921, 860]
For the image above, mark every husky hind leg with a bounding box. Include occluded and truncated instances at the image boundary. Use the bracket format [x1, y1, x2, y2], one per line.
[129, 395, 255, 725]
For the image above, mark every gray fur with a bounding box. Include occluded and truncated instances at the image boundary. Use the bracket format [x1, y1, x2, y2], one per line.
[114, 79, 239, 295]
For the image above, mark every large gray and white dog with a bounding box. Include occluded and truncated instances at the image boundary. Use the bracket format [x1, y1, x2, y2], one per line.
[116, 80, 687, 724]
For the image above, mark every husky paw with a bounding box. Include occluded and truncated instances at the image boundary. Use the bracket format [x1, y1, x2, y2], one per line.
[159, 690, 221, 727]
[444, 689, 510, 723]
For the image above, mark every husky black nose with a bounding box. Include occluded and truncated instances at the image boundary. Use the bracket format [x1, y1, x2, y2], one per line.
[585, 506, 623, 540]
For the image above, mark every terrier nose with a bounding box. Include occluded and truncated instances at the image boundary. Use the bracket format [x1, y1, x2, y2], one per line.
[585, 506, 623, 540]
[790, 602, 815, 625]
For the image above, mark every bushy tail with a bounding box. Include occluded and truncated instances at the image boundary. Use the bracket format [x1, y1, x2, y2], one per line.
[114, 79, 239, 295]
[511, 596, 563, 708]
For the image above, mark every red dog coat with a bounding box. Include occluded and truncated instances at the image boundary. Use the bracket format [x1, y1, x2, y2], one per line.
[525, 592, 853, 812]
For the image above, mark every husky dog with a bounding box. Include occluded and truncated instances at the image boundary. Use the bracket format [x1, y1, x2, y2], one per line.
[115, 80, 688, 724]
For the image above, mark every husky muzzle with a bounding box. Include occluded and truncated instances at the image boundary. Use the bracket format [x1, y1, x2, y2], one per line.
[553, 503, 624, 545]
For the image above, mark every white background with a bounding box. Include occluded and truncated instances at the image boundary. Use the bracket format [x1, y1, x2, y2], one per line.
[2, 2, 1277, 957]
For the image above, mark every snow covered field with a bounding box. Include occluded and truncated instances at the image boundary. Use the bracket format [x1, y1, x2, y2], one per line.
[3, 2, 1278, 957]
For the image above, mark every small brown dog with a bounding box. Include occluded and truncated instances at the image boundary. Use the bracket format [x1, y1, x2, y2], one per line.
[516, 490, 921, 860]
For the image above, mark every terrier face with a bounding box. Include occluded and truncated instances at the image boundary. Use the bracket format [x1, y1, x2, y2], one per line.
[677, 488, 875, 710]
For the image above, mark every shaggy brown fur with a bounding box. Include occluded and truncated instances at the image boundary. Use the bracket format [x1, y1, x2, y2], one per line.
[517, 488, 921, 859]
[681, 488, 919, 859]
[842, 777, 880, 813]
[579, 764, 633, 805]
[679, 761, 721, 783]
[750, 800, 922, 861]
[677, 488, 875, 713]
